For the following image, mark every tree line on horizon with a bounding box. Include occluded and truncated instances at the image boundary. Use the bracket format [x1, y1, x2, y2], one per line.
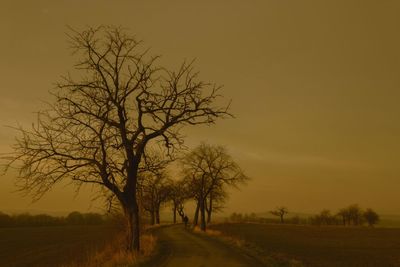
[228, 204, 380, 227]
[0, 211, 110, 227]
[311, 205, 379, 226]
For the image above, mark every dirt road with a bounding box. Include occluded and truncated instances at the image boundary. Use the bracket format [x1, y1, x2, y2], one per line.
[141, 224, 264, 267]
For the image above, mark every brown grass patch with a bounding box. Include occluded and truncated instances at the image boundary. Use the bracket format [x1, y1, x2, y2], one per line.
[62, 232, 157, 267]
[192, 225, 222, 236]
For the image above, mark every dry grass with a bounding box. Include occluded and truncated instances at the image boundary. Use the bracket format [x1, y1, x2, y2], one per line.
[62, 233, 157, 267]
[192, 225, 222, 236]
[193, 225, 248, 248]
[195, 224, 304, 267]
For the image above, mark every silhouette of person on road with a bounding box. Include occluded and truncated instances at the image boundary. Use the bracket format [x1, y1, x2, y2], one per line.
[183, 215, 189, 228]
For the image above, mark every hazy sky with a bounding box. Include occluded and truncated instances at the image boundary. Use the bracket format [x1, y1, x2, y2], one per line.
[1, 0, 399, 215]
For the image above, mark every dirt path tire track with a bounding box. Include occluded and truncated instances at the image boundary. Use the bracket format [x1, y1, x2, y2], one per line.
[140, 224, 265, 267]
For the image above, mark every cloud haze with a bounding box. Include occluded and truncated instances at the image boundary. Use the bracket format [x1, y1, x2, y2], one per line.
[1, 0, 399, 215]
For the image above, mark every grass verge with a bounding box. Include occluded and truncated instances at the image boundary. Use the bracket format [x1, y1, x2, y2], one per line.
[62, 232, 157, 267]
[192, 224, 304, 267]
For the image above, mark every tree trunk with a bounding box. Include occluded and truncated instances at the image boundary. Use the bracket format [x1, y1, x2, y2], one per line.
[193, 201, 200, 226]
[206, 195, 212, 224]
[122, 197, 140, 251]
[150, 210, 155, 225]
[280, 214, 284, 224]
[173, 204, 177, 224]
[155, 204, 160, 224]
[200, 198, 206, 231]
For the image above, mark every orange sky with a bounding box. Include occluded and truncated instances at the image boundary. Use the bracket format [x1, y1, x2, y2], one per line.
[1, 0, 400, 215]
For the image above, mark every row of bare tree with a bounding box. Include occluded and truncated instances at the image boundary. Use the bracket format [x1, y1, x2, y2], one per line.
[312, 205, 379, 226]
[2, 26, 242, 251]
[133, 143, 247, 231]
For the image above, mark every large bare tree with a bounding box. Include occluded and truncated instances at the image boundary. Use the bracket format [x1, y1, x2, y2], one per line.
[3, 26, 231, 251]
[182, 143, 248, 231]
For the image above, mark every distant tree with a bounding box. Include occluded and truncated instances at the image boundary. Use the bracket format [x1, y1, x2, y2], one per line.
[270, 207, 289, 224]
[346, 204, 364, 225]
[229, 212, 244, 222]
[337, 208, 350, 225]
[0, 212, 13, 227]
[32, 214, 59, 226]
[67, 211, 84, 225]
[246, 212, 257, 222]
[311, 209, 340, 225]
[83, 213, 104, 225]
[319, 209, 332, 225]
[14, 213, 33, 226]
[4, 26, 231, 251]
[335, 205, 363, 226]
[363, 208, 379, 227]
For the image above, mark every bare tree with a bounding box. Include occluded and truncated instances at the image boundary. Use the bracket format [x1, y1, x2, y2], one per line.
[137, 150, 173, 225]
[169, 179, 191, 224]
[311, 209, 339, 225]
[270, 207, 289, 224]
[336, 204, 364, 226]
[363, 208, 379, 227]
[3, 26, 231, 251]
[337, 208, 350, 226]
[182, 143, 248, 231]
[346, 204, 364, 225]
[139, 171, 171, 225]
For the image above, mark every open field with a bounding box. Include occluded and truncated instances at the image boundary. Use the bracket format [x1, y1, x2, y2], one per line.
[0, 225, 119, 267]
[210, 223, 400, 266]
